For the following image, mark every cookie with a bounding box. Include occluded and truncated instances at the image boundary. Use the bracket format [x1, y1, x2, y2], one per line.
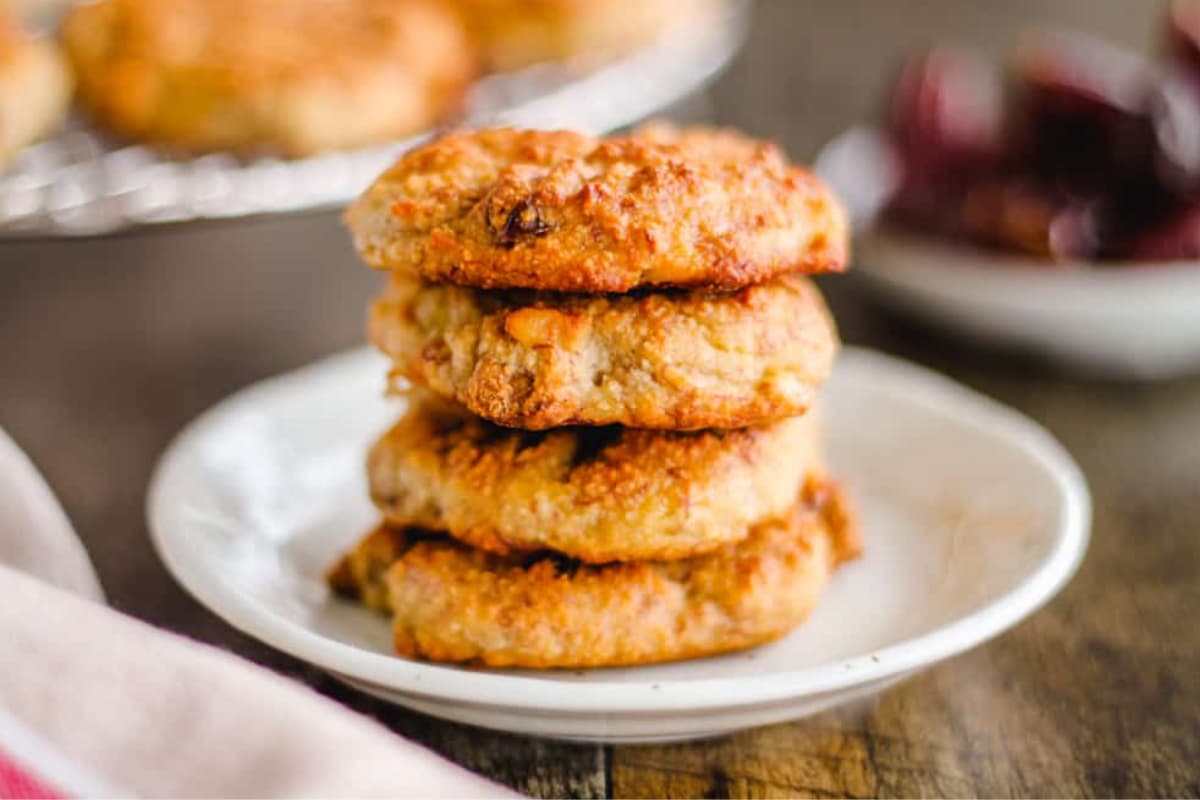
[370, 273, 837, 430]
[451, 0, 704, 71]
[345, 125, 849, 291]
[0, 11, 71, 166]
[367, 394, 824, 562]
[62, 0, 475, 155]
[328, 480, 861, 668]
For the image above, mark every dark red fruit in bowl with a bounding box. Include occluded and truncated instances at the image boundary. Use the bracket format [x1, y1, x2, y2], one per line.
[886, 180, 968, 238]
[1123, 203, 1200, 259]
[961, 175, 1104, 262]
[1011, 29, 1154, 190]
[883, 48, 1003, 236]
[885, 47, 1004, 183]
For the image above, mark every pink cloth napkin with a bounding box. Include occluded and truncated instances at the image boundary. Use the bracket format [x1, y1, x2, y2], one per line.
[0, 427, 511, 798]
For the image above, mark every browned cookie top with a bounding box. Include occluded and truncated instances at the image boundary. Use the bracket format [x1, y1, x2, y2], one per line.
[346, 125, 849, 292]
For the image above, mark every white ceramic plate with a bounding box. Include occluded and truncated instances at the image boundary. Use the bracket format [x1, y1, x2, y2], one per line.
[817, 127, 1200, 380]
[147, 347, 1090, 743]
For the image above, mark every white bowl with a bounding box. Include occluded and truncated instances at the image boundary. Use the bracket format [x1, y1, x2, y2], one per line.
[855, 228, 1200, 379]
[147, 347, 1090, 743]
[815, 126, 1200, 379]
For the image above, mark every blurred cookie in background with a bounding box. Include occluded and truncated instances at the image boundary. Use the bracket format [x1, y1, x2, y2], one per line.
[61, 0, 477, 156]
[453, 0, 711, 71]
[0, 8, 71, 167]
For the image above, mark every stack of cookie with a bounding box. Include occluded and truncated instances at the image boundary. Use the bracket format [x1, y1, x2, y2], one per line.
[329, 126, 860, 669]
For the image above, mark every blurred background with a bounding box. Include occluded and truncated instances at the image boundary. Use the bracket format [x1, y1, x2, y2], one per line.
[720, 0, 1168, 155]
[0, 1, 1195, 796]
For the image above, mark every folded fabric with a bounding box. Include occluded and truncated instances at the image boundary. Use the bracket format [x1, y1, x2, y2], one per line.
[0, 427, 510, 798]
[0, 428, 103, 601]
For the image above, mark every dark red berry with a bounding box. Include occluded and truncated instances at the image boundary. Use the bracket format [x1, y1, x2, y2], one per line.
[885, 47, 1003, 183]
[961, 175, 1103, 261]
[1122, 203, 1200, 259]
[1011, 29, 1154, 191]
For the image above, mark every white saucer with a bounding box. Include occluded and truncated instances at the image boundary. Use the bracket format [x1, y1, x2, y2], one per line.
[855, 228, 1200, 379]
[147, 347, 1090, 743]
[816, 126, 1200, 380]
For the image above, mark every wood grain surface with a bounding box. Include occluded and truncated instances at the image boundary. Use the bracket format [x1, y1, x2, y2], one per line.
[0, 1, 1196, 797]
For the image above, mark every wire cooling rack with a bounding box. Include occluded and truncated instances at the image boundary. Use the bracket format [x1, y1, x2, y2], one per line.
[0, 0, 747, 237]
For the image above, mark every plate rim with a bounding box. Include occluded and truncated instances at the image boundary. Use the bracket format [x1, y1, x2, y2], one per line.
[856, 226, 1200, 292]
[147, 346, 1091, 714]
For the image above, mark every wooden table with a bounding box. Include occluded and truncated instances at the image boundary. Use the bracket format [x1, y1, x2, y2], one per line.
[1, 2, 1196, 796]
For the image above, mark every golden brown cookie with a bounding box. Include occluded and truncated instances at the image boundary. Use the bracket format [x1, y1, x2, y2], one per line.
[451, 0, 706, 71]
[370, 273, 838, 430]
[61, 0, 475, 156]
[327, 481, 861, 668]
[367, 394, 825, 562]
[0, 10, 71, 166]
[345, 125, 849, 292]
